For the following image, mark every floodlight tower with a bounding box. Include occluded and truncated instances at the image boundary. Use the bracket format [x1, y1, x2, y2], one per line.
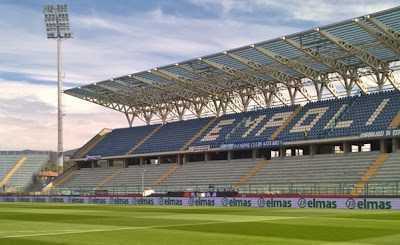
[43, 4, 72, 172]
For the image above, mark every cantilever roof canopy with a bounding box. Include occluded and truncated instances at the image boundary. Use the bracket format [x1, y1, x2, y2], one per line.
[65, 6, 400, 125]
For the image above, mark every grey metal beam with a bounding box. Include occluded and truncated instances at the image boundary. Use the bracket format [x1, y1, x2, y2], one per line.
[283, 37, 368, 94]
[200, 58, 269, 87]
[111, 78, 176, 105]
[95, 83, 158, 107]
[153, 69, 223, 96]
[226, 52, 312, 102]
[317, 28, 400, 90]
[254, 45, 340, 99]
[178, 63, 243, 90]
[366, 15, 400, 42]
[353, 18, 400, 56]
[131, 74, 199, 102]
[74, 88, 132, 113]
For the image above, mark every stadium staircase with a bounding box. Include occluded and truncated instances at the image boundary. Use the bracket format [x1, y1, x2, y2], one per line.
[351, 153, 389, 196]
[74, 129, 112, 159]
[127, 124, 163, 155]
[0, 156, 27, 188]
[388, 110, 400, 129]
[180, 117, 218, 150]
[43, 167, 77, 193]
[269, 106, 302, 140]
[151, 164, 180, 187]
[370, 152, 400, 182]
[234, 159, 267, 188]
[96, 168, 125, 188]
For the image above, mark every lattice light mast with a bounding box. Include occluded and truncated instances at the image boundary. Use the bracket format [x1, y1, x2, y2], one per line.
[43, 4, 72, 171]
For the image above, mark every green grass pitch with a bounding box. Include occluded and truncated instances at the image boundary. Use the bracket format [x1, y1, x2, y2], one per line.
[0, 203, 400, 244]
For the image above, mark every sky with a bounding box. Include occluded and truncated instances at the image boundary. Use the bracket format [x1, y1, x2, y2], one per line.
[0, 0, 399, 151]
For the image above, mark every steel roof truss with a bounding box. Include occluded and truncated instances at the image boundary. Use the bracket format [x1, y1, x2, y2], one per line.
[366, 16, 400, 43]
[254, 46, 339, 99]
[283, 37, 369, 95]
[200, 58, 268, 88]
[318, 29, 399, 90]
[354, 18, 400, 56]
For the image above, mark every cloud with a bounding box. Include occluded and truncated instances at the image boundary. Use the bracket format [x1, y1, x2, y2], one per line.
[0, 79, 127, 150]
[1, 0, 398, 151]
[0, 1, 302, 88]
[189, 0, 400, 24]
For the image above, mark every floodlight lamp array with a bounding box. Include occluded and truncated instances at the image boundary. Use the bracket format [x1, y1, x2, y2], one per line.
[43, 4, 72, 39]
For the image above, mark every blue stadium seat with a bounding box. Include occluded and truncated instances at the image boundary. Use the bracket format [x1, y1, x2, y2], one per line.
[87, 124, 160, 157]
[133, 117, 213, 154]
[84, 90, 400, 156]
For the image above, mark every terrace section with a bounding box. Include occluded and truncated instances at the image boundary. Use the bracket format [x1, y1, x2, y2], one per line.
[72, 90, 400, 159]
[53, 151, 400, 196]
[190, 105, 298, 148]
[0, 154, 23, 182]
[158, 159, 259, 191]
[0, 151, 50, 192]
[276, 96, 356, 141]
[328, 90, 400, 138]
[133, 117, 213, 154]
[86, 124, 161, 157]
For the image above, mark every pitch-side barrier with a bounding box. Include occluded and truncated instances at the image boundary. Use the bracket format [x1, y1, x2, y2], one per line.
[1, 196, 399, 210]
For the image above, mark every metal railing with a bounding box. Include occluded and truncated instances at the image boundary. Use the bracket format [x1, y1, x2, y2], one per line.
[48, 181, 400, 197]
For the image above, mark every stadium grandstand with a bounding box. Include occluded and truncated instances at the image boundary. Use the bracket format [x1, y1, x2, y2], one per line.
[48, 6, 400, 198]
[0, 151, 50, 194]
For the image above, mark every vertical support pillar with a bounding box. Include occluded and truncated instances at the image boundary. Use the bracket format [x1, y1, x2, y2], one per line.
[125, 113, 135, 127]
[158, 156, 162, 165]
[343, 142, 350, 154]
[140, 157, 144, 166]
[91, 161, 94, 169]
[205, 152, 209, 164]
[252, 149, 257, 160]
[182, 154, 187, 165]
[280, 147, 285, 159]
[310, 145, 317, 156]
[380, 139, 387, 153]
[393, 138, 399, 152]
[227, 151, 232, 162]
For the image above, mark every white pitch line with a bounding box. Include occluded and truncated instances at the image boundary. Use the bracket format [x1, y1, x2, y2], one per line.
[0, 230, 78, 233]
[0, 216, 302, 239]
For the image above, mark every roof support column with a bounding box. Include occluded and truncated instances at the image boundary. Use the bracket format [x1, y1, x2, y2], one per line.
[157, 107, 170, 124]
[211, 97, 228, 116]
[287, 84, 299, 105]
[238, 88, 252, 112]
[191, 98, 207, 118]
[174, 102, 187, 121]
[261, 89, 274, 108]
[143, 110, 153, 125]
[375, 71, 386, 92]
[314, 83, 325, 101]
[220, 97, 229, 115]
[125, 113, 135, 127]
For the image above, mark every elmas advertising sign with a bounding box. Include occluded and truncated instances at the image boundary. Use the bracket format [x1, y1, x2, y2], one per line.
[1, 196, 398, 210]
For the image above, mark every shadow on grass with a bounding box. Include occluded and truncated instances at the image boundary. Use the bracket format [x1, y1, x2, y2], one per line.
[0, 238, 68, 245]
[161, 221, 398, 242]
